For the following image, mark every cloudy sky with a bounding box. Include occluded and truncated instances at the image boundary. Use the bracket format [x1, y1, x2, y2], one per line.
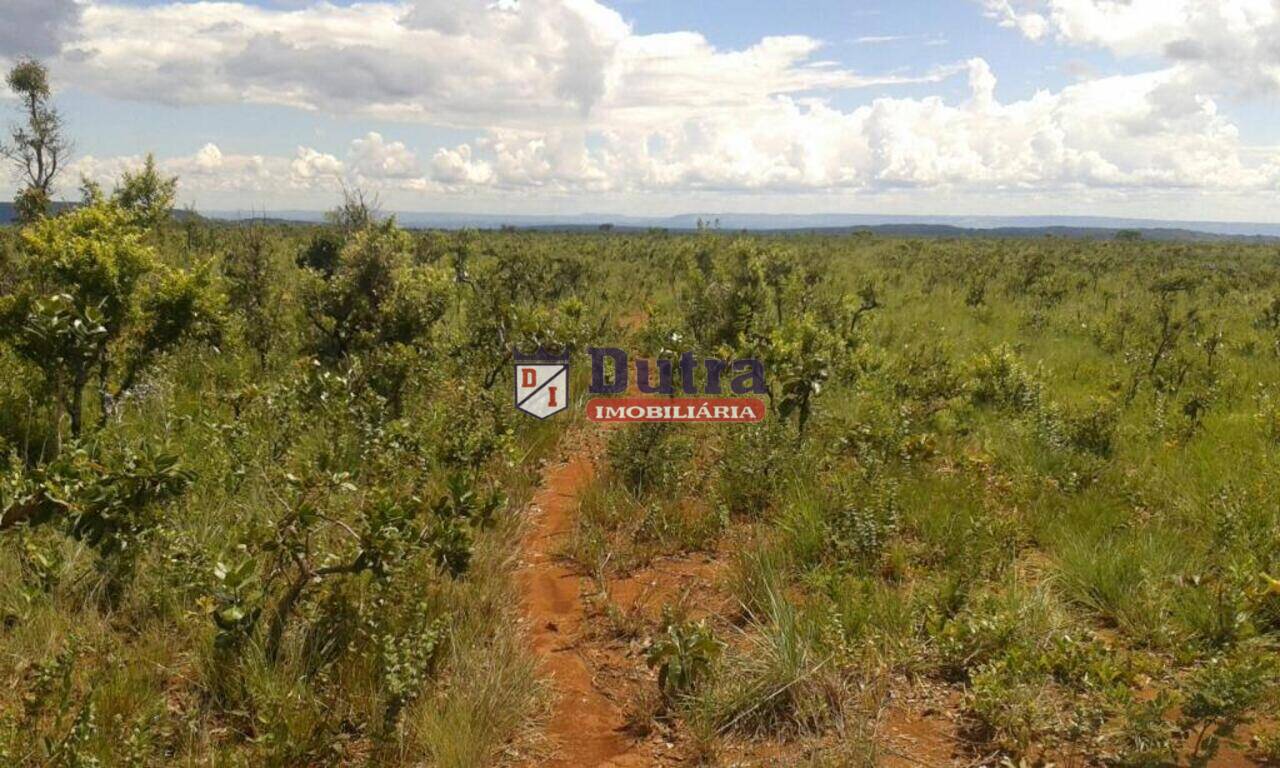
[1, 0, 1279, 220]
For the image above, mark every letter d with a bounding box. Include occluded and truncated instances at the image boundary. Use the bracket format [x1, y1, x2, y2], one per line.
[589, 347, 628, 394]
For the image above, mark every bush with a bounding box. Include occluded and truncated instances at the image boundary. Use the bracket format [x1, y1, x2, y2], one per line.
[825, 477, 900, 568]
[967, 344, 1041, 411]
[646, 609, 722, 703]
[1099, 692, 1180, 767]
[1252, 727, 1280, 764]
[0, 201, 221, 436]
[713, 419, 793, 518]
[1060, 398, 1120, 458]
[606, 423, 692, 497]
[299, 219, 449, 363]
[1256, 388, 1280, 445]
[894, 341, 964, 404]
[1180, 649, 1276, 764]
[966, 649, 1058, 758]
[2, 443, 193, 602]
[933, 583, 1066, 682]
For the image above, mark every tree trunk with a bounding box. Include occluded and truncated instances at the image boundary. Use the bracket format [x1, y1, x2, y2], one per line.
[69, 381, 84, 438]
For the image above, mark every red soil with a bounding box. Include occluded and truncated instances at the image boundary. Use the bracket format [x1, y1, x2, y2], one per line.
[516, 444, 651, 767]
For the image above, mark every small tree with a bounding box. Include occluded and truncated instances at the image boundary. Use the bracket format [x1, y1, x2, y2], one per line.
[326, 186, 381, 232]
[766, 316, 834, 437]
[0, 200, 222, 436]
[11, 293, 109, 439]
[299, 218, 449, 412]
[114, 154, 178, 231]
[1, 59, 69, 223]
[1, 203, 150, 435]
[224, 224, 284, 367]
[78, 174, 104, 205]
[116, 260, 224, 396]
[300, 219, 448, 363]
[296, 187, 380, 278]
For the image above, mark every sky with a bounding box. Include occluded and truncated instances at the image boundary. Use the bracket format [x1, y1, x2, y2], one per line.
[1, 0, 1278, 221]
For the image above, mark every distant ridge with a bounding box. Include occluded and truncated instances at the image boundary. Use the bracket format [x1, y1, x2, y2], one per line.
[5, 203, 1278, 241]
[0, 201, 199, 224]
[0, 201, 76, 222]
[203, 210, 1280, 241]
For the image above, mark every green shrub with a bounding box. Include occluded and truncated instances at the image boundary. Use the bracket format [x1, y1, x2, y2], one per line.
[606, 423, 692, 497]
[0, 201, 222, 436]
[1061, 398, 1121, 458]
[1252, 727, 1280, 764]
[933, 583, 1066, 682]
[646, 609, 722, 703]
[894, 341, 964, 404]
[1098, 692, 1180, 767]
[299, 219, 449, 364]
[1256, 388, 1280, 445]
[825, 477, 900, 568]
[967, 345, 1041, 411]
[714, 418, 793, 518]
[1180, 649, 1276, 765]
[966, 648, 1057, 758]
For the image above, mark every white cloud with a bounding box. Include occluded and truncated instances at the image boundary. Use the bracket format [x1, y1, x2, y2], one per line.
[637, 61, 1272, 193]
[290, 147, 344, 182]
[983, 0, 1280, 95]
[983, 0, 1049, 40]
[430, 144, 494, 186]
[50, 0, 949, 129]
[72, 135, 435, 199]
[349, 132, 420, 180]
[66, 59, 1280, 204]
[853, 33, 948, 46]
[7, 0, 1277, 212]
[73, 148, 281, 196]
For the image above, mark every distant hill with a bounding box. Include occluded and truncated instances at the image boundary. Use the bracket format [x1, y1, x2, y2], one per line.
[9, 203, 1278, 242]
[639, 213, 1280, 238]
[0, 202, 203, 225]
[753, 224, 1279, 243]
[204, 210, 1280, 242]
[0, 201, 78, 223]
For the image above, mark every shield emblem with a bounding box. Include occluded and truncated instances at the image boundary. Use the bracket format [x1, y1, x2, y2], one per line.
[514, 351, 570, 419]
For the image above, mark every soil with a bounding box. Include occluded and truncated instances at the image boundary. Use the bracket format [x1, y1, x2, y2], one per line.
[514, 424, 1271, 767]
[515, 439, 648, 767]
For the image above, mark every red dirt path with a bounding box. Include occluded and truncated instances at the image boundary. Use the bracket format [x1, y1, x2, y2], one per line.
[515, 443, 651, 767]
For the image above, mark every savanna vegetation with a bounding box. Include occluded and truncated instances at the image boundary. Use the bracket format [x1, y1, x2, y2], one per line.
[1, 58, 1278, 768]
[565, 235, 1280, 766]
[0, 188, 622, 765]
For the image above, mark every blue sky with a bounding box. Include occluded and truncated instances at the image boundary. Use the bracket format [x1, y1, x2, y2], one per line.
[2, 0, 1278, 220]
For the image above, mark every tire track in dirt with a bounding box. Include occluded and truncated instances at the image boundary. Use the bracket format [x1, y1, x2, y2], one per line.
[516, 433, 649, 767]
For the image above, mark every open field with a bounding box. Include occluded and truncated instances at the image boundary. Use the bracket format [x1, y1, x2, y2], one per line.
[1, 205, 1279, 766]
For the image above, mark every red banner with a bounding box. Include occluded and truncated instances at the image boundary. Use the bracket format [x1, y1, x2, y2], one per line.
[586, 397, 767, 423]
